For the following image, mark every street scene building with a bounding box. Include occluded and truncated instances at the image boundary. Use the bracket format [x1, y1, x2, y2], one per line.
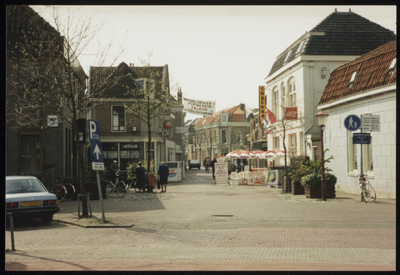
[88, 62, 185, 171]
[317, 41, 396, 198]
[6, 5, 88, 183]
[264, 10, 396, 164]
[191, 104, 252, 161]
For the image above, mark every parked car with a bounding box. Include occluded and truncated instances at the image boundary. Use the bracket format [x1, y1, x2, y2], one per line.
[6, 176, 60, 223]
[188, 160, 201, 169]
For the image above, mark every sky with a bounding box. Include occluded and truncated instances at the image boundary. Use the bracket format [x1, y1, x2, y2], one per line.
[32, 5, 396, 122]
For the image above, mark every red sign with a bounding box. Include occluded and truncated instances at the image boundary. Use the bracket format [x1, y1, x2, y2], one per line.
[163, 121, 172, 129]
[285, 108, 298, 120]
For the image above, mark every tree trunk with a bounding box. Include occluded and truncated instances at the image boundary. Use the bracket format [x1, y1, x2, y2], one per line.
[38, 112, 47, 187]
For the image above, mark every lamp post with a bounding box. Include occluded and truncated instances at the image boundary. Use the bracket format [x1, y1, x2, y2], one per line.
[315, 111, 329, 201]
[246, 134, 252, 171]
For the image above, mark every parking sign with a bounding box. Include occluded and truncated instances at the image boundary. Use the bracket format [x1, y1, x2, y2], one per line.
[88, 119, 104, 170]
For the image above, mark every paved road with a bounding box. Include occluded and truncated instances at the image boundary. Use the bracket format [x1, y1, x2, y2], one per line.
[5, 169, 396, 271]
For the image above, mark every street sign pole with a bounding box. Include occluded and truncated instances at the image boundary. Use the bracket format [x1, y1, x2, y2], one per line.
[96, 170, 106, 223]
[88, 119, 106, 222]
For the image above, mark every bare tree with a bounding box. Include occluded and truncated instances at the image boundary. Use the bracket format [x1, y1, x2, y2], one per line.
[124, 53, 179, 190]
[7, 5, 127, 217]
[273, 101, 304, 193]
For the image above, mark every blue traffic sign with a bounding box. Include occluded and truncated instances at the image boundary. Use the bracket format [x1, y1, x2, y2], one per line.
[88, 119, 100, 141]
[90, 140, 104, 162]
[88, 119, 104, 163]
[344, 115, 361, 131]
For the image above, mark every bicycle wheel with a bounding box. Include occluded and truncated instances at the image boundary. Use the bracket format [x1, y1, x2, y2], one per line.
[362, 190, 368, 203]
[63, 183, 76, 201]
[105, 181, 113, 196]
[116, 182, 126, 198]
[365, 183, 376, 202]
[52, 184, 66, 201]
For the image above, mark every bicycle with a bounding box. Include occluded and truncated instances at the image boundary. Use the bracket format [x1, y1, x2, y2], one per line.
[61, 183, 76, 201]
[359, 172, 376, 203]
[105, 171, 127, 198]
[49, 178, 67, 202]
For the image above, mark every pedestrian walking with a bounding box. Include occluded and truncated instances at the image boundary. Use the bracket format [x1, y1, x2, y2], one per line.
[211, 156, 217, 180]
[157, 162, 169, 193]
[135, 161, 147, 192]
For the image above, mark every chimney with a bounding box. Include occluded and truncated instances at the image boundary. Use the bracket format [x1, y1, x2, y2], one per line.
[177, 87, 182, 103]
[130, 63, 134, 67]
[240, 103, 246, 121]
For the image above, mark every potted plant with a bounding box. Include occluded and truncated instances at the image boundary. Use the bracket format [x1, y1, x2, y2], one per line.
[287, 155, 309, 195]
[299, 150, 337, 198]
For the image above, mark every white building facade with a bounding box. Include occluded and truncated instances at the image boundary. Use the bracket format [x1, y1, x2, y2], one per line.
[317, 42, 396, 199]
[264, 10, 396, 165]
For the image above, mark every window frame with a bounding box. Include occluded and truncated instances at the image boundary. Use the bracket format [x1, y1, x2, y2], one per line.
[288, 77, 296, 107]
[111, 105, 126, 132]
[221, 129, 228, 143]
[272, 86, 279, 119]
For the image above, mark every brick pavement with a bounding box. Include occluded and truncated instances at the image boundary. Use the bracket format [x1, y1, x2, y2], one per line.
[5, 170, 396, 271]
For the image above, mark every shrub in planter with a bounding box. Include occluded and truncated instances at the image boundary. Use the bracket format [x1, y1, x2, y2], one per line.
[301, 173, 337, 198]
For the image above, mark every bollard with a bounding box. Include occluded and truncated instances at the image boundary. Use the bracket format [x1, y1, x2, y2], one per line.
[77, 193, 92, 218]
[7, 213, 16, 251]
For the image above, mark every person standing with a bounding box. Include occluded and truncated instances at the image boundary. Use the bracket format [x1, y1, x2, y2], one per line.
[135, 161, 147, 192]
[211, 156, 217, 180]
[205, 157, 211, 172]
[109, 160, 120, 184]
[157, 162, 169, 193]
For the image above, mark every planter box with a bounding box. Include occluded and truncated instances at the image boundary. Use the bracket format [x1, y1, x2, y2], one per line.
[291, 180, 305, 195]
[304, 183, 336, 198]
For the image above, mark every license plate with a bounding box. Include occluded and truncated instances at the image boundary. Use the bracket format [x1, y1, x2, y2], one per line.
[21, 201, 41, 207]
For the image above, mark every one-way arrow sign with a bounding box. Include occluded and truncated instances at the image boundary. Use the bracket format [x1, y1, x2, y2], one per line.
[90, 140, 104, 162]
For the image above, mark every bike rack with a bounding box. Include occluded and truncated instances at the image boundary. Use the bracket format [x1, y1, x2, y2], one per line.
[77, 193, 92, 218]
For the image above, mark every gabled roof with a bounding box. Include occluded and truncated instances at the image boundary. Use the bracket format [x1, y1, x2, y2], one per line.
[267, 11, 396, 77]
[7, 5, 87, 82]
[195, 105, 245, 126]
[90, 62, 169, 98]
[319, 41, 396, 105]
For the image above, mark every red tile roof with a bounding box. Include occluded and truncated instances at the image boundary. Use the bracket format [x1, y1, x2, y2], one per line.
[195, 105, 245, 126]
[319, 41, 396, 105]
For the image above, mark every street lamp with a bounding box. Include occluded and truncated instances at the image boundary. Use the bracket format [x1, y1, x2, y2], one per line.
[246, 134, 252, 171]
[315, 111, 329, 201]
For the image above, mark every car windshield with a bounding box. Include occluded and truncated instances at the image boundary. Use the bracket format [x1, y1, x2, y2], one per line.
[6, 178, 47, 194]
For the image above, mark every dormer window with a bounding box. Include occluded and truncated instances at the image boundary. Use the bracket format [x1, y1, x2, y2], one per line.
[284, 50, 292, 63]
[388, 58, 396, 74]
[349, 71, 358, 89]
[295, 40, 305, 55]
